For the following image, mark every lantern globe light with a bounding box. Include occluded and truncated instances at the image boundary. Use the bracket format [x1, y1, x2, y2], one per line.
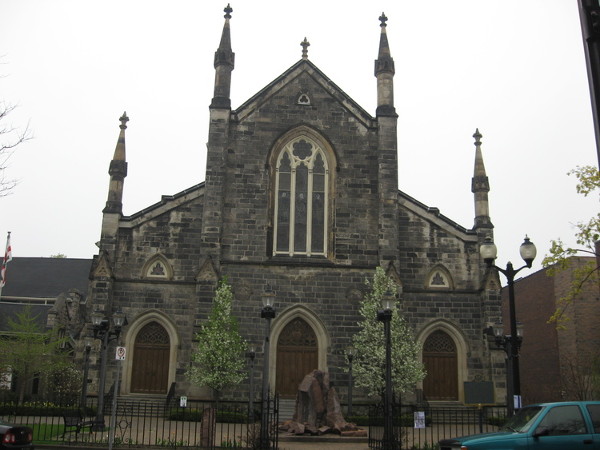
[112, 310, 126, 328]
[381, 289, 396, 311]
[91, 310, 104, 327]
[262, 292, 274, 308]
[480, 236, 498, 265]
[516, 322, 524, 338]
[493, 322, 504, 338]
[519, 236, 537, 267]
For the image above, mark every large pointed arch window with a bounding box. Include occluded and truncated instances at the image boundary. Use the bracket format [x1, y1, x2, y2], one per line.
[274, 136, 329, 256]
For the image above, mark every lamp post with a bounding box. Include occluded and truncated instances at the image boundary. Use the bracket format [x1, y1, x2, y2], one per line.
[247, 345, 256, 422]
[480, 236, 536, 417]
[80, 337, 93, 410]
[90, 309, 127, 431]
[377, 290, 398, 450]
[259, 291, 276, 450]
[346, 346, 355, 418]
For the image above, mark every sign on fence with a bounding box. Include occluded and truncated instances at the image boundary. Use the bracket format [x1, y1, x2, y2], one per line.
[414, 411, 426, 429]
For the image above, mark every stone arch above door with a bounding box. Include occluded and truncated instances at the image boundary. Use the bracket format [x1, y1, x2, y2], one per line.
[417, 320, 468, 402]
[269, 305, 329, 395]
[122, 310, 180, 395]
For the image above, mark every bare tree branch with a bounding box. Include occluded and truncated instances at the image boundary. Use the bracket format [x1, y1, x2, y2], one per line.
[0, 100, 32, 197]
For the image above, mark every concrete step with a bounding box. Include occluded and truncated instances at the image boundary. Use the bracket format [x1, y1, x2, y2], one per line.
[278, 398, 296, 422]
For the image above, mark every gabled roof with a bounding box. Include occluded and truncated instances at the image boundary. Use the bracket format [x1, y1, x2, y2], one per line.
[398, 190, 478, 241]
[0, 303, 51, 331]
[232, 59, 377, 129]
[121, 182, 205, 228]
[1, 257, 92, 299]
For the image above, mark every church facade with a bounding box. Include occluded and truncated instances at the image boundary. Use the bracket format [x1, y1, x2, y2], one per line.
[86, 7, 505, 404]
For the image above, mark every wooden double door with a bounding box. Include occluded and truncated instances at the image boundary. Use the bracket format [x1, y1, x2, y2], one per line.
[275, 318, 318, 397]
[130, 322, 170, 394]
[423, 330, 458, 401]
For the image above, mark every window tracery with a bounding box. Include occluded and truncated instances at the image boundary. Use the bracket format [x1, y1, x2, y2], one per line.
[273, 135, 329, 256]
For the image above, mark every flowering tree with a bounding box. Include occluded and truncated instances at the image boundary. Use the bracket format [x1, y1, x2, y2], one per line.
[189, 278, 247, 398]
[351, 267, 425, 398]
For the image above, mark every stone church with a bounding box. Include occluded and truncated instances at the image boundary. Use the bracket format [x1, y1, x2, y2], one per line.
[85, 6, 505, 405]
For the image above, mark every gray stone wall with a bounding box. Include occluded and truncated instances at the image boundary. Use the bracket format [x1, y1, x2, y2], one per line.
[88, 61, 503, 404]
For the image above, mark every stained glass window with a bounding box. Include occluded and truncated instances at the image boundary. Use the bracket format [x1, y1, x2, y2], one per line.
[274, 136, 329, 256]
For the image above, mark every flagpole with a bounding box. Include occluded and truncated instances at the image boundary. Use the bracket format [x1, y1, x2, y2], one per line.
[0, 231, 12, 301]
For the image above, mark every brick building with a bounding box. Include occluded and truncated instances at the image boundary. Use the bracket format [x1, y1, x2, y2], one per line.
[504, 256, 600, 403]
[84, 8, 506, 405]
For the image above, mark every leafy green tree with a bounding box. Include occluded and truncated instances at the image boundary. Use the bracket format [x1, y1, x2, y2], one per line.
[351, 267, 425, 398]
[0, 305, 71, 404]
[189, 278, 247, 399]
[543, 165, 600, 327]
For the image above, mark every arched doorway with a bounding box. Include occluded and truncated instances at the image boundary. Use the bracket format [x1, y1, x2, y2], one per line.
[423, 330, 458, 401]
[130, 321, 170, 394]
[275, 318, 318, 397]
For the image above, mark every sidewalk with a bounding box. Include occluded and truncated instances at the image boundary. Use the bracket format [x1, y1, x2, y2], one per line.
[279, 435, 369, 450]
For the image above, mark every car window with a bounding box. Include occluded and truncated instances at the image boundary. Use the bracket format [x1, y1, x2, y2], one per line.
[586, 404, 600, 433]
[535, 405, 587, 436]
[501, 406, 543, 432]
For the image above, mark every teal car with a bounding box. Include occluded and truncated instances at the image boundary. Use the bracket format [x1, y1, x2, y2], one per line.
[439, 401, 600, 449]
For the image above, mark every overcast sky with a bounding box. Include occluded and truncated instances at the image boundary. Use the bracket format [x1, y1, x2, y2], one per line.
[0, 0, 597, 274]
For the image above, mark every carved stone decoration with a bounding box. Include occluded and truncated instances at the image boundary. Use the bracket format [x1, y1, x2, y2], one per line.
[48, 289, 86, 339]
[93, 251, 113, 278]
[196, 256, 218, 282]
[279, 370, 366, 437]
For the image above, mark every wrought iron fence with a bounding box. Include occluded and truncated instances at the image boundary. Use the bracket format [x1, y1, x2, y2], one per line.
[0, 396, 508, 449]
[368, 403, 508, 449]
[0, 395, 280, 449]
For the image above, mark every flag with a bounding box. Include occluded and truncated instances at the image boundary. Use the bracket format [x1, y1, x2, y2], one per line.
[0, 232, 12, 288]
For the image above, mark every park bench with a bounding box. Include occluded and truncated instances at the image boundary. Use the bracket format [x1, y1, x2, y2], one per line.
[62, 410, 95, 438]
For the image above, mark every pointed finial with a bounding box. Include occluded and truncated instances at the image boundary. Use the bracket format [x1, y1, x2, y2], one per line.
[224, 3, 232, 19]
[301, 37, 310, 60]
[119, 112, 129, 130]
[473, 128, 482, 147]
[379, 12, 388, 28]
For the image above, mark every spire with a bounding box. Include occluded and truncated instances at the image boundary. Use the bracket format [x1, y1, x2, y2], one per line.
[301, 37, 310, 60]
[374, 12, 396, 116]
[211, 4, 235, 109]
[471, 128, 492, 229]
[103, 112, 129, 214]
[375, 13, 393, 67]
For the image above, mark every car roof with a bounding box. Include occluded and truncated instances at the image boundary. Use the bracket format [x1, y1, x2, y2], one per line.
[525, 401, 600, 407]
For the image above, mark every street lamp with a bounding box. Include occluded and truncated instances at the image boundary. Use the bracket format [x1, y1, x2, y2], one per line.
[481, 235, 536, 416]
[90, 309, 127, 431]
[346, 346, 355, 417]
[80, 337, 93, 410]
[259, 290, 276, 450]
[247, 345, 256, 422]
[377, 289, 398, 450]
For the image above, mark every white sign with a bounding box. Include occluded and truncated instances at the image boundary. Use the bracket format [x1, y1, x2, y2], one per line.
[514, 395, 522, 410]
[180, 396, 188, 408]
[414, 411, 426, 429]
[115, 346, 126, 360]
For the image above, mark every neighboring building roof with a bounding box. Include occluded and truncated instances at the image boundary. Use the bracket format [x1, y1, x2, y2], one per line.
[0, 302, 52, 332]
[1, 257, 92, 299]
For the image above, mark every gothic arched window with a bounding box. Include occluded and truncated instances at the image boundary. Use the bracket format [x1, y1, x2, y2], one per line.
[273, 136, 329, 256]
